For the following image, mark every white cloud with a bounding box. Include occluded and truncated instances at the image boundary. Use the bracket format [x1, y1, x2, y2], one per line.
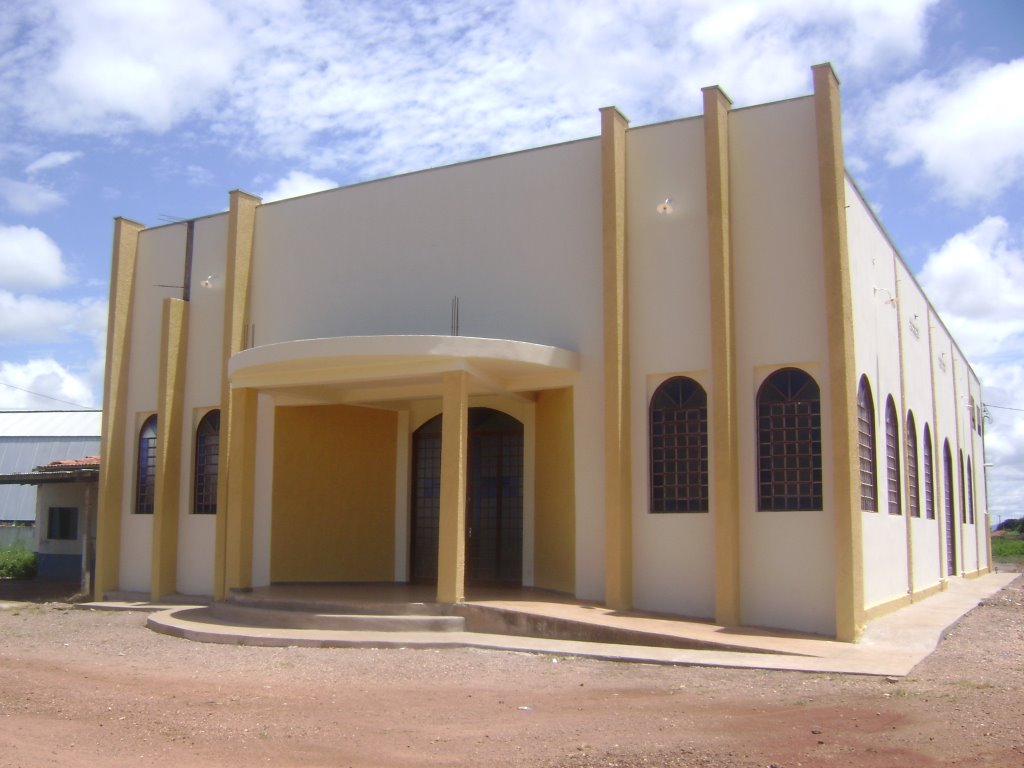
[0, 177, 64, 214]
[0, 358, 94, 410]
[919, 218, 1024, 520]
[0, 224, 70, 291]
[868, 59, 1024, 204]
[260, 170, 338, 203]
[919, 217, 1024, 359]
[3, 0, 939, 179]
[0, 291, 106, 345]
[24, 150, 82, 175]
[25, 0, 243, 134]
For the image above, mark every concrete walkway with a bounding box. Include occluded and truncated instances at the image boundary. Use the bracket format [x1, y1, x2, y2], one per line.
[74, 572, 1020, 677]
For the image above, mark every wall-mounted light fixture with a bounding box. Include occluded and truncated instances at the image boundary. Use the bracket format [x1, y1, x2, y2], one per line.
[656, 198, 674, 215]
[873, 286, 897, 306]
[909, 313, 920, 338]
[200, 275, 220, 289]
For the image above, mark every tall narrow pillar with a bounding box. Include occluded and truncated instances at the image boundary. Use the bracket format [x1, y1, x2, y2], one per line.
[214, 190, 261, 599]
[437, 370, 469, 603]
[813, 63, 864, 642]
[151, 298, 189, 599]
[601, 106, 632, 611]
[95, 217, 144, 600]
[224, 386, 258, 590]
[703, 86, 741, 627]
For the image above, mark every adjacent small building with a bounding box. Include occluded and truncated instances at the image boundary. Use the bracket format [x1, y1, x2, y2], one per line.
[95, 64, 989, 641]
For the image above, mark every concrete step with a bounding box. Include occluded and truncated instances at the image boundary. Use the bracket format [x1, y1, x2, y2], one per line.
[226, 590, 447, 617]
[203, 602, 465, 632]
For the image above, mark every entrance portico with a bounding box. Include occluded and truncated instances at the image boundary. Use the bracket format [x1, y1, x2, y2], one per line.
[220, 335, 578, 604]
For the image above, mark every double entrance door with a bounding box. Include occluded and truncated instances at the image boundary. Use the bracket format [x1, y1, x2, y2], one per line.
[410, 408, 524, 587]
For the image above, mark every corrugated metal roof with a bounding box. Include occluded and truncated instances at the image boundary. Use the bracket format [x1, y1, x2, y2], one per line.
[0, 437, 101, 521]
[0, 410, 102, 438]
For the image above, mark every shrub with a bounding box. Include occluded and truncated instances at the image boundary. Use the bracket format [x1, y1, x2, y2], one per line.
[992, 537, 1024, 561]
[0, 544, 37, 579]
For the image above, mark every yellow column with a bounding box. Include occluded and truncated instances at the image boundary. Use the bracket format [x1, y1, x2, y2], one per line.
[95, 217, 144, 600]
[702, 86, 741, 627]
[214, 190, 261, 599]
[151, 298, 189, 599]
[601, 106, 632, 610]
[813, 63, 864, 642]
[436, 370, 469, 603]
[224, 387, 258, 590]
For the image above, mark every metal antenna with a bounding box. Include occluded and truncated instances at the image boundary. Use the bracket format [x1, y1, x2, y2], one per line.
[451, 296, 460, 336]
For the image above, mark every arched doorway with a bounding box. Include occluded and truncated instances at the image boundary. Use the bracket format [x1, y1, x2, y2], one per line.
[410, 408, 524, 586]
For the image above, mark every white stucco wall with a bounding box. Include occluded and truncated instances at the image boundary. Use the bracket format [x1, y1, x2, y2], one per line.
[120, 223, 187, 592]
[175, 214, 228, 596]
[625, 117, 715, 618]
[730, 96, 836, 636]
[847, 179, 911, 609]
[247, 139, 607, 600]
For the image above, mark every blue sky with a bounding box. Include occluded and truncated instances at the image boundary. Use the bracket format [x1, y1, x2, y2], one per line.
[0, 0, 1021, 518]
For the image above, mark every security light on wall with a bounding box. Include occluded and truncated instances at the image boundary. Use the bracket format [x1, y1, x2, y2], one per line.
[200, 275, 220, 289]
[873, 286, 897, 306]
[656, 198, 674, 215]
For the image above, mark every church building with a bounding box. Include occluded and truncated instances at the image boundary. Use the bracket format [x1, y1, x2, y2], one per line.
[96, 64, 990, 641]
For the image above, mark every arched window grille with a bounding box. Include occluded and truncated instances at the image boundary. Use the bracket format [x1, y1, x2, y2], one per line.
[649, 377, 708, 513]
[857, 376, 877, 511]
[194, 410, 220, 515]
[923, 424, 935, 520]
[905, 411, 919, 518]
[756, 368, 822, 511]
[885, 397, 902, 515]
[135, 415, 158, 515]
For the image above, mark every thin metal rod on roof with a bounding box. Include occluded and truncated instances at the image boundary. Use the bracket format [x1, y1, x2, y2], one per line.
[451, 296, 460, 336]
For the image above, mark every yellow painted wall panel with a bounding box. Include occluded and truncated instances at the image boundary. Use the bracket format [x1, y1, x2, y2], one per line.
[271, 404, 397, 582]
[534, 387, 575, 593]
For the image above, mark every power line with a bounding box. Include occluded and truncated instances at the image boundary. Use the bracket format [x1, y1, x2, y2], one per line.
[985, 403, 1024, 414]
[0, 380, 94, 410]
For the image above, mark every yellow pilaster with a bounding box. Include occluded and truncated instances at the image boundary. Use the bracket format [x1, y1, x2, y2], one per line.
[436, 370, 469, 603]
[600, 106, 632, 610]
[813, 63, 864, 642]
[214, 190, 261, 599]
[95, 217, 144, 600]
[151, 298, 189, 600]
[702, 86, 741, 627]
[224, 387, 258, 590]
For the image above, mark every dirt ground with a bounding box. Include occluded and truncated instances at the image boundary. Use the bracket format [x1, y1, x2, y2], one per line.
[1, 574, 1022, 768]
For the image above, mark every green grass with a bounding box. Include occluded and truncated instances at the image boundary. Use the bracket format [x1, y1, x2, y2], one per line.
[0, 544, 37, 579]
[992, 536, 1024, 561]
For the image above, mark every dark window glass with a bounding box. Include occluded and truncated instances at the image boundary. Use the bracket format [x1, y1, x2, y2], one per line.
[857, 376, 877, 511]
[885, 397, 901, 515]
[47, 507, 78, 540]
[756, 368, 822, 511]
[958, 450, 967, 524]
[905, 412, 920, 518]
[649, 377, 709, 513]
[923, 424, 935, 520]
[943, 441, 956, 576]
[194, 410, 220, 515]
[135, 415, 158, 515]
[967, 457, 975, 525]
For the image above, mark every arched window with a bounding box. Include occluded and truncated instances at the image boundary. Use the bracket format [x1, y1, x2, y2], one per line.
[756, 368, 822, 511]
[967, 456, 975, 525]
[905, 411, 919, 518]
[194, 410, 220, 515]
[135, 415, 157, 515]
[857, 376, 877, 511]
[959, 450, 967, 524]
[649, 377, 708, 513]
[885, 397, 901, 515]
[923, 424, 935, 520]
[943, 441, 956, 576]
